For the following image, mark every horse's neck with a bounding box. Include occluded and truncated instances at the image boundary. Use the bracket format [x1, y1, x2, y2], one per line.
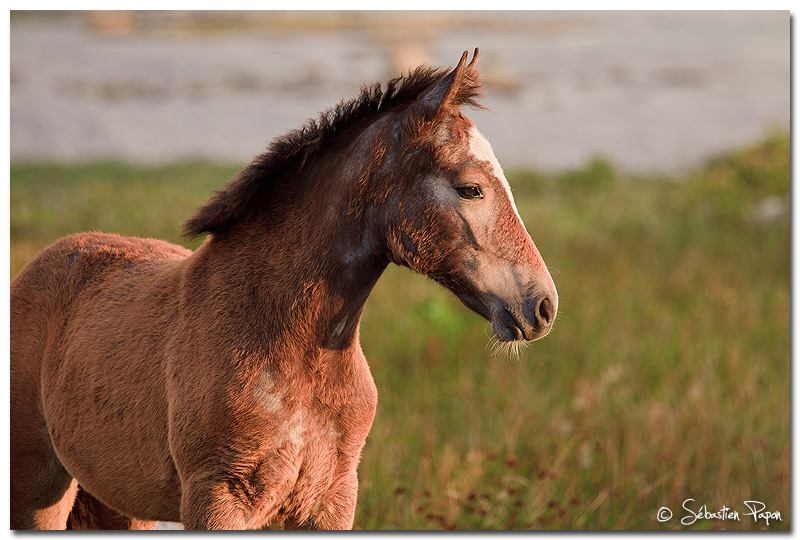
[184, 163, 388, 354]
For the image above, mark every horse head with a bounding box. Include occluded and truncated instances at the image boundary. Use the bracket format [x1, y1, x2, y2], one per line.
[380, 49, 558, 343]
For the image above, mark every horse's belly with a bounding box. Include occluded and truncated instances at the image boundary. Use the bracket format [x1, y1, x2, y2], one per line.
[42, 342, 182, 521]
[45, 389, 182, 521]
[40, 261, 185, 521]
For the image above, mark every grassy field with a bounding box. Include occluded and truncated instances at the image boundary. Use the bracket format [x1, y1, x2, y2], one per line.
[9, 132, 790, 530]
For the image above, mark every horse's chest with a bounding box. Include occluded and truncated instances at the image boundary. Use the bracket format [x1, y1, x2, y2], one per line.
[245, 366, 376, 526]
[253, 360, 377, 445]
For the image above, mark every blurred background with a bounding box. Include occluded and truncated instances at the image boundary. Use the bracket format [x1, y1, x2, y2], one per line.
[9, 11, 790, 530]
[10, 10, 788, 171]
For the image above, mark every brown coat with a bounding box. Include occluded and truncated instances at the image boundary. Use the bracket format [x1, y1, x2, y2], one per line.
[10, 49, 556, 530]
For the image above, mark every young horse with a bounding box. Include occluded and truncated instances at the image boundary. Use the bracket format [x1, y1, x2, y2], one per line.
[10, 49, 557, 530]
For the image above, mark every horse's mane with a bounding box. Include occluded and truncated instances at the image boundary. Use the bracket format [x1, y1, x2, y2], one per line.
[183, 63, 483, 239]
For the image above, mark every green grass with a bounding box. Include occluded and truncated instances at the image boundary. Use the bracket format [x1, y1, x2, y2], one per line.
[9, 132, 790, 530]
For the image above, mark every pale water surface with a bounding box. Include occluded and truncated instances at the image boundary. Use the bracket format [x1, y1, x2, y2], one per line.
[10, 11, 788, 173]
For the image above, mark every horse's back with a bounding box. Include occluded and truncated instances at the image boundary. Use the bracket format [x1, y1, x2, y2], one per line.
[10, 232, 192, 527]
[11, 231, 191, 298]
[11, 231, 191, 376]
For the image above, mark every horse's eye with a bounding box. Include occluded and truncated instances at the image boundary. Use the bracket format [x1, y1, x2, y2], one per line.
[455, 185, 484, 200]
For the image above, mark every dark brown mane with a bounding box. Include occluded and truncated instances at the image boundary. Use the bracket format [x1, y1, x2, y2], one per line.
[183, 63, 483, 239]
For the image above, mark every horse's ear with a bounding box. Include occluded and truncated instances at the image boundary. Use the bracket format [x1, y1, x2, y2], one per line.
[402, 48, 483, 141]
[417, 50, 470, 117]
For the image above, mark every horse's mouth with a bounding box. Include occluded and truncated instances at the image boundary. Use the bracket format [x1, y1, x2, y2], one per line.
[491, 307, 527, 342]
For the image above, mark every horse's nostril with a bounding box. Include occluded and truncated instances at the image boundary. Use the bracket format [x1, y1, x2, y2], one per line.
[537, 297, 554, 326]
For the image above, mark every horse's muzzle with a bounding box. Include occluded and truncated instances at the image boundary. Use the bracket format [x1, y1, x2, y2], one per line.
[491, 291, 557, 342]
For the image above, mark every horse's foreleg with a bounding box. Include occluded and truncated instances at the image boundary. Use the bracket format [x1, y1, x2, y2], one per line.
[284, 516, 317, 529]
[179, 479, 249, 530]
[176, 442, 303, 530]
[66, 486, 157, 530]
[283, 474, 358, 530]
[306, 472, 359, 530]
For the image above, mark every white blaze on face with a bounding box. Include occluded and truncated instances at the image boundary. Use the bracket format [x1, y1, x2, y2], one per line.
[467, 126, 525, 226]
